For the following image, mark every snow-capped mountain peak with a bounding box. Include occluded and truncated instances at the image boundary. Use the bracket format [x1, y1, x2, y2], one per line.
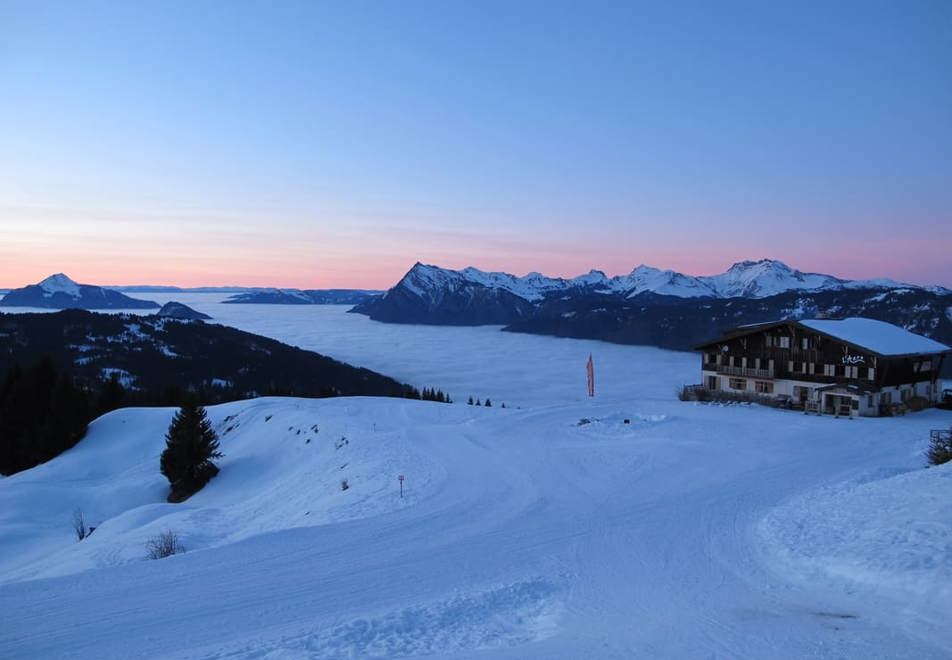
[705, 259, 837, 298]
[38, 273, 82, 299]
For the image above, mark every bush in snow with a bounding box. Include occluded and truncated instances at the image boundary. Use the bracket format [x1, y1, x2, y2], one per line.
[926, 428, 952, 466]
[72, 508, 88, 541]
[146, 530, 183, 559]
[160, 402, 222, 502]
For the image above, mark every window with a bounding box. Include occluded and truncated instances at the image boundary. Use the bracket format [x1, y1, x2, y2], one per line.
[765, 335, 773, 348]
[824, 364, 836, 377]
[867, 395, 874, 408]
[706, 375, 718, 390]
[808, 363, 815, 375]
[755, 381, 773, 394]
[844, 366, 859, 379]
[919, 360, 932, 372]
[901, 388, 912, 402]
[729, 378, 747, 390]
[778, 336, 790, 349]
[801, 337, 810, 350]
[881, 392, 892, 405]
[866, 367, 875, 380]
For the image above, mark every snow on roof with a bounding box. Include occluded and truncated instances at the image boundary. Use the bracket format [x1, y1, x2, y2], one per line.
[799, 318, 951, 356]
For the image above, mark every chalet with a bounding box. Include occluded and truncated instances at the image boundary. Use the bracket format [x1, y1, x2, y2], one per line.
[694, 317, 951, 417]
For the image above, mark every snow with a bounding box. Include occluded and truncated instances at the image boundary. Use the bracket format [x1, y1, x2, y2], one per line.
[760, 463, 952, 633]
[1, 297, 951, 658]
[100, 367, 136, 388]
[38, 272, 81, 299]
[800, 317, 951, 356]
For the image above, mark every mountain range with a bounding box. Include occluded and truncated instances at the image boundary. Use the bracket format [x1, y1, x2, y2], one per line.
[351, 260, 952, 358]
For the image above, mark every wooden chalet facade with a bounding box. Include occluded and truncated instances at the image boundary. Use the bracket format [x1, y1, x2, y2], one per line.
[694, 317, 951, 417]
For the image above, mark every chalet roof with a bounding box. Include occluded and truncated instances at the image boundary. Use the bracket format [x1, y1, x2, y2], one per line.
[695, 317, 951, 358]
[799, 318, 950, 357]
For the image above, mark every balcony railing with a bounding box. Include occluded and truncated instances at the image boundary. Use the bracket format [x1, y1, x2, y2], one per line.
[715, 365, 774, 379]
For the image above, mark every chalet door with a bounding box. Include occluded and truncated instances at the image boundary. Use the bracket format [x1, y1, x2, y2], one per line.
[706, 375, 718, 390]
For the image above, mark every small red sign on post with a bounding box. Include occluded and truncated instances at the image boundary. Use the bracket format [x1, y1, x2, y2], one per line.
[398, 474, 405, 498]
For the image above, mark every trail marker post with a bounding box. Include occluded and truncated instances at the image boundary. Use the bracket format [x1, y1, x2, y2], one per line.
[398, 474, 405, 498]
[586, 353, 595, 397]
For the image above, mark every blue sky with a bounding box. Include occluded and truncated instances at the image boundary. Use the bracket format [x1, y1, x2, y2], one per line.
[1, 0, 949, 287]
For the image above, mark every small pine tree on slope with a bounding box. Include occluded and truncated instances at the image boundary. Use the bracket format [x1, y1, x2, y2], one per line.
[160, 402, 222, 502]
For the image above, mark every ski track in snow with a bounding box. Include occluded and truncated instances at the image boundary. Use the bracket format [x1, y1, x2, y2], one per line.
[1, 297, 950, 659]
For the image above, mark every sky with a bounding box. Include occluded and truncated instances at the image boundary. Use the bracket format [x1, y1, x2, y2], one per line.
[0, 0, 950, 289]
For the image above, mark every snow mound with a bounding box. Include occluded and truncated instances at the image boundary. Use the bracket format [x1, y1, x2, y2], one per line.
[759, 462, 952, 629]
[0, 397, 447, 584]
[573, 411, 667, 434]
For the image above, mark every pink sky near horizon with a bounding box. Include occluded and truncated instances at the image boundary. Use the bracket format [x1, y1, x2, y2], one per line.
[2, 228, 950, 290]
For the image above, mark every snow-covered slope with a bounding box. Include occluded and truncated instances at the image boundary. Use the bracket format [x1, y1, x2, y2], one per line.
[0, 274, 159, 309]
[2, 387, 950, 658]
[0, 398, 447, 584]
[761, 462, 952, 635]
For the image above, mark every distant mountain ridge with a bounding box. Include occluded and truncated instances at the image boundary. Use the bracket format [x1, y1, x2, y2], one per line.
[0, 274, 159, 310]
[223, 289, 382, 305]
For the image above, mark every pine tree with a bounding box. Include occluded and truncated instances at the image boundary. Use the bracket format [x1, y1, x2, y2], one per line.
[467, 396, 474, 405]
[484, 398, 492, 407]
[160, 402, 222, 502]
[96, 373, 126, 417]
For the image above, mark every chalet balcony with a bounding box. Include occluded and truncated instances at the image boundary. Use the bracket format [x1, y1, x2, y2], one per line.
[714, 365, 774, 379]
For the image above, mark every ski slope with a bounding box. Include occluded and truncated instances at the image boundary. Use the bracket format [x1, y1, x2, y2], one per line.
[2, 392, 950, 658]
